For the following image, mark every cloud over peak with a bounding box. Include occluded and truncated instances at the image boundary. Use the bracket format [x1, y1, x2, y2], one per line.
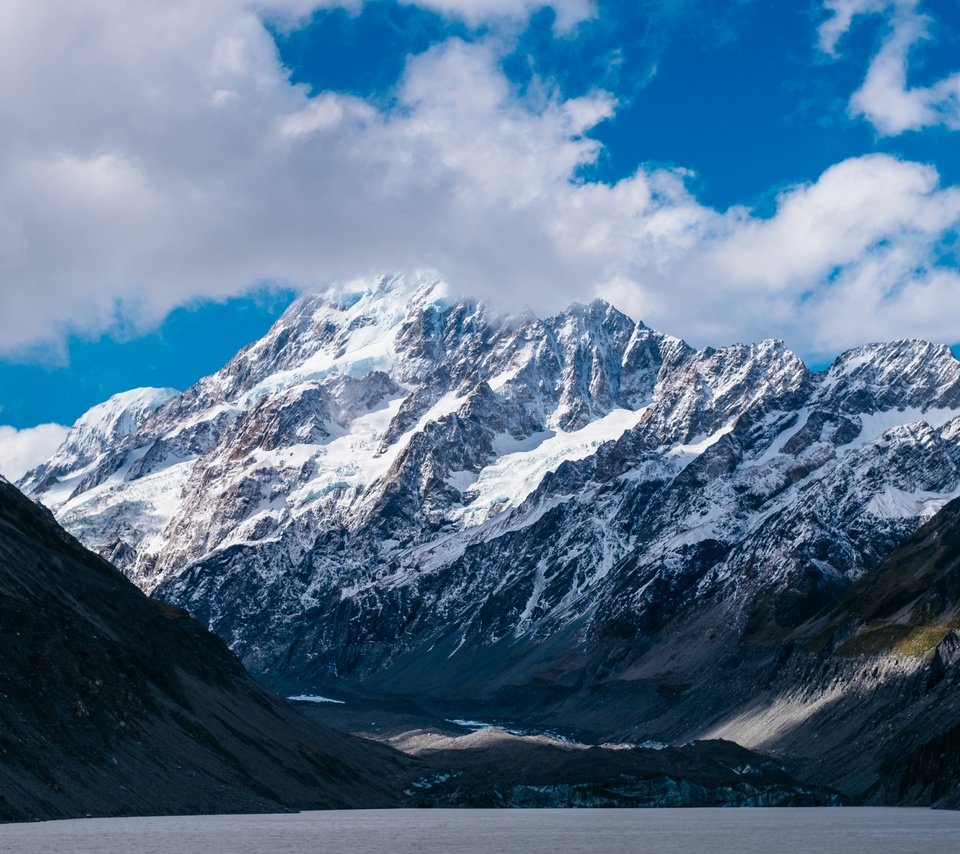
[0, 0, 957, 365]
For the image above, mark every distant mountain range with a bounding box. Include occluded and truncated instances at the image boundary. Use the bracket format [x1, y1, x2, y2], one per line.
[21, 274, 960, 806]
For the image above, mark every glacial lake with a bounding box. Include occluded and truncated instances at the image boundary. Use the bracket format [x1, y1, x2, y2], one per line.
[2, 807, 959, 853]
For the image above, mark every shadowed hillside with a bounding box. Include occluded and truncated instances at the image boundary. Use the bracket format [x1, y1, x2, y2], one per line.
[0, 476, 407, 822]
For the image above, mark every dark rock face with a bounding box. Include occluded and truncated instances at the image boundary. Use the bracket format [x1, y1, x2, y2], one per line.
[0, 478, 406, 823]
[18, 276, 960, 807]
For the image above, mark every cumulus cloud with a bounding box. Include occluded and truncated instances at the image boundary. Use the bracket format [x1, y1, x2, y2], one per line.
[0, 424, 68, 482]
[820, 0, 960, 134]
[0, 0, 598, 353]
[0, 0, 957, 366]
[615, 154, 960, 357]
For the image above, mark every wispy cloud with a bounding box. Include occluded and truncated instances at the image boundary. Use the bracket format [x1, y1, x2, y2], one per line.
[396, 0, 596, 31]
[820, 0, 960, 134]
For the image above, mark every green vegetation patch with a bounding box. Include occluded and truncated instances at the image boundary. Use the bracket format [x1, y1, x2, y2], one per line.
[835, 618, 960, 658]
[835, 625, 914, 657]
[893, 624, 957, 658]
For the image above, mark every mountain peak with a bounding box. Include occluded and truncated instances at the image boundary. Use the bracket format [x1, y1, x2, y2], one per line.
[18, 386, 178, 495]
[819, 338, 960, 413]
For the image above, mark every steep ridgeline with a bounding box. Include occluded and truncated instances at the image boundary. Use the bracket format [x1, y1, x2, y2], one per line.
[21, 277, 960, 732]
[0, 476, 405, 822]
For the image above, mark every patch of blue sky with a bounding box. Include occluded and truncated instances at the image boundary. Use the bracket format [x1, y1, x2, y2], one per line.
[0, 289, 295, 430]
[272, 1, 959, 209]
[269, 2, 472, 102]
[563, 2, 955, 210]
[900, 0, 960, 87]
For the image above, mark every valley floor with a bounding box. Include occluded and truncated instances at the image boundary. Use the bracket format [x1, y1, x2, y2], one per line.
[1, 808, 959, 854]
[292, 696, 842, 808]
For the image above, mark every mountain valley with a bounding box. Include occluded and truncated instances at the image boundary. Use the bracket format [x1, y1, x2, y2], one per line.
[20, 274, 960, 807]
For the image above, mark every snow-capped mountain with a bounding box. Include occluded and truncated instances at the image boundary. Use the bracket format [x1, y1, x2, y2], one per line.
[20, 275, 960, 709]
[24, 387, 178, 501]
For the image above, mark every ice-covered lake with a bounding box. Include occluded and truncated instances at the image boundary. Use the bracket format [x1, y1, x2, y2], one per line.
[2, 807, 959, 853]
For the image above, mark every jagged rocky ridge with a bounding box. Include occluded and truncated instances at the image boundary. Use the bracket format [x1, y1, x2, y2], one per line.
[0, 475, 406, 821]
[20, 275, 960, 801]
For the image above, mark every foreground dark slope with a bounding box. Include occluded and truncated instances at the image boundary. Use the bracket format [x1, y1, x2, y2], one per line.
[0, 477, 405, 822]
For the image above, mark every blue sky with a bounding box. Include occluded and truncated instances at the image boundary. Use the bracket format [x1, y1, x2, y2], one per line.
[0, 289, 296, 429]
[274, 0, 960, 207]
[1, 0, 960, 473]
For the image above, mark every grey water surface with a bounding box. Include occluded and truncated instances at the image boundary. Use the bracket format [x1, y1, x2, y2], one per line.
[2, 808, 959, 853]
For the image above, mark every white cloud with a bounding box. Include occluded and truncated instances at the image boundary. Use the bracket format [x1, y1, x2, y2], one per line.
[0, 1, 599, 354]
[818, 0, 889, 55]
[820, 0, 960, 134]
[601, 153, 960, 358]
[0, 0, 957, 368]
[396, 0, 595, 31]
[0, 424, 69, 482]
[704, 156, 960, 289]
